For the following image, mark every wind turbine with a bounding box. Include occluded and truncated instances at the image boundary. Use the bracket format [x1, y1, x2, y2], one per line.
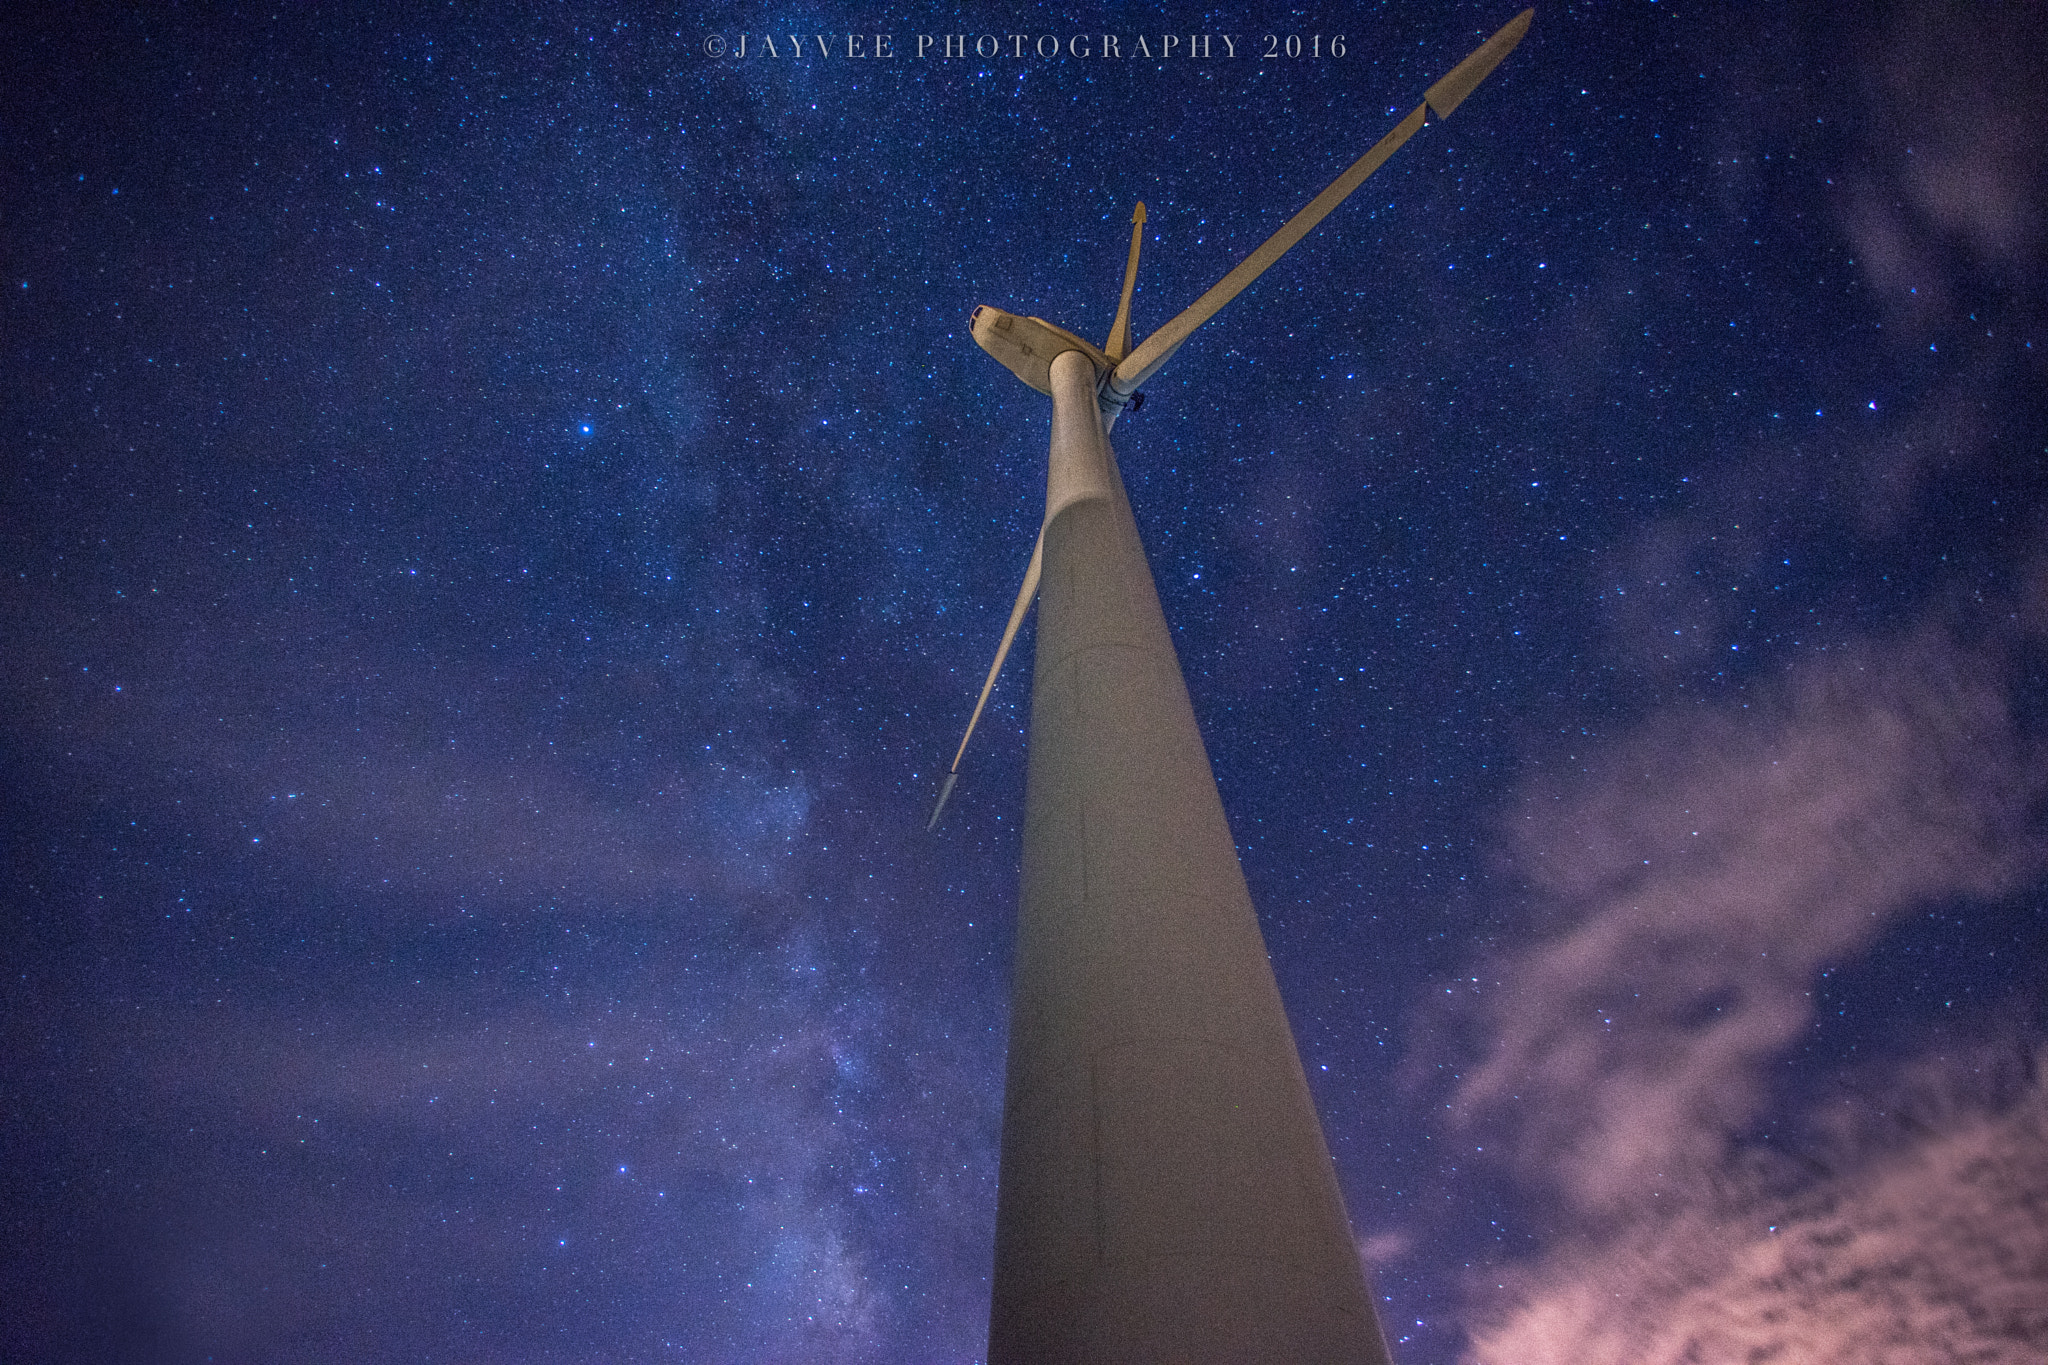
[931, 12, 1532, 1361]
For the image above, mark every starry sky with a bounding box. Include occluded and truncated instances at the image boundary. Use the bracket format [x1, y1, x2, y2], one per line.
[5, 3, 2045, 1362]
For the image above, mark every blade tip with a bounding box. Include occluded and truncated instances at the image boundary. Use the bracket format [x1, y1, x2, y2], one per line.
[926, 771, 960, 831]
[1425, 7, 1534, 120]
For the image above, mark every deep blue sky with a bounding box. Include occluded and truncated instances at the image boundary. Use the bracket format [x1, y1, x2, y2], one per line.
[6, 4, 2044, 1361]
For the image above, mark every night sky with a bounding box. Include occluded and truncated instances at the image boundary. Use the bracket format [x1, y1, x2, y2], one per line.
[5, 3, 2046, 1362]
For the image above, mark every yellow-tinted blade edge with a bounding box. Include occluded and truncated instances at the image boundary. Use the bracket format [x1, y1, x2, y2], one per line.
[1105, 202, 1148, 361]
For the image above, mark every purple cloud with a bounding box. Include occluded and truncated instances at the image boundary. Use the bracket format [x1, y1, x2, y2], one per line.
[1466, 1059, 2048, 1364]
[1454, 626, 2039, 1215]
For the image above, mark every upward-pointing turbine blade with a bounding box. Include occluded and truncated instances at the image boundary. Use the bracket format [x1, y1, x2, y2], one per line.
[1425, 6, 1534, 120]
[1107, 8, 1533, 399]
[928, 529, 1046, 830]
[1104, 202, 1148, 362]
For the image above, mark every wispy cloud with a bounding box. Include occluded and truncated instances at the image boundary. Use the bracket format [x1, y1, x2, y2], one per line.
[1838, 4, 2046, 304]
[1454, 627, 2039, 1216]
[1465, 1054, 2048, 1365]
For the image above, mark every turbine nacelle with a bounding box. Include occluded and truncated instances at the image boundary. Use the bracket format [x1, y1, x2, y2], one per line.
[969, 307, 1114, 395]
[970, 307, 1140, 428]
[968, 199, 1155, 435]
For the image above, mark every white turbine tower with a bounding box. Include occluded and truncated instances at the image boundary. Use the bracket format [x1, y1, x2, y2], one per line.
[931, 13, 1532, 1362]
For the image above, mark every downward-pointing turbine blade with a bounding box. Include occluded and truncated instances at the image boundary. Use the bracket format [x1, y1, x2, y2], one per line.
[1108, 8, 1533, 399]
[929, 528, 1046, 829]
[953, 530, 1044, 773]
[926, 771, 959, 831]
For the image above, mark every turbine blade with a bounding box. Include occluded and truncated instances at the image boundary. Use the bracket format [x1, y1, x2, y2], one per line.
[1107, 107, 1421, 395]
[1108, 8, 1532, 397]
[929, 528, 1045, 829]
[926, 771, 960, 831]
[1426, 7, 1533, 120]
[1104, 202, 1148, 362]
